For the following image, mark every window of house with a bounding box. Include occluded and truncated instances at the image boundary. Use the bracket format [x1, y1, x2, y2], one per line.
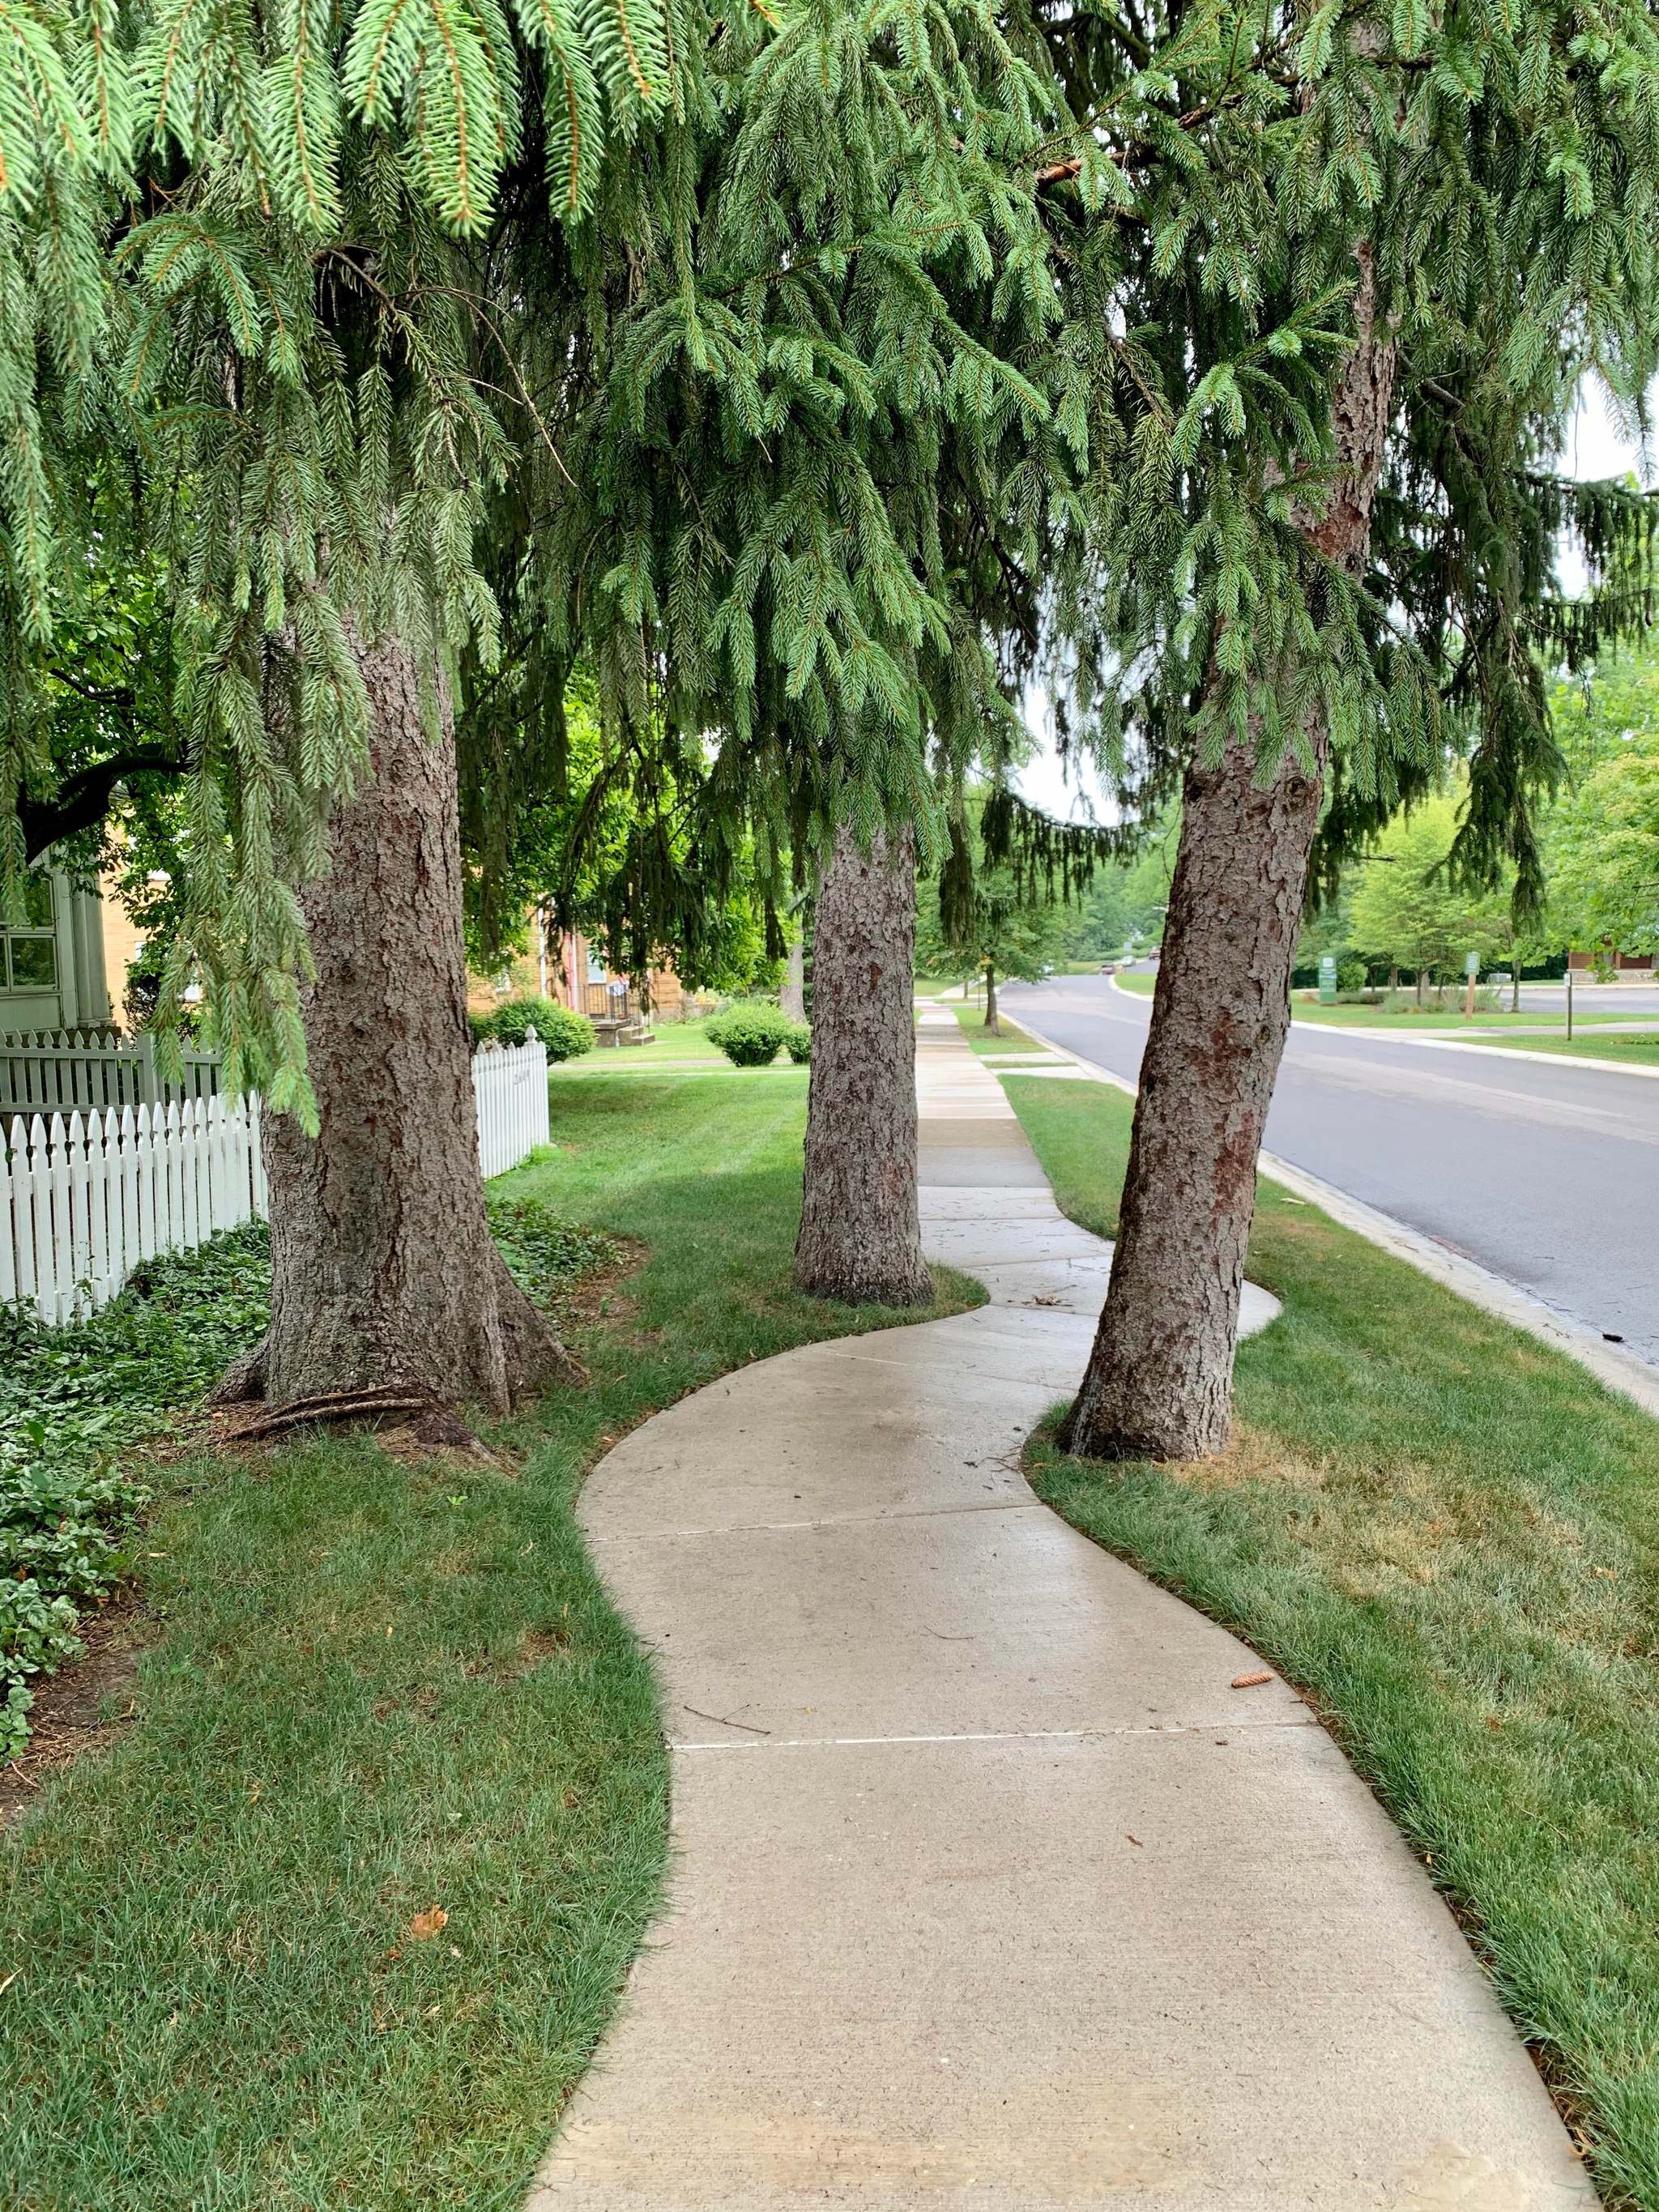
[0, 875, 58, 995]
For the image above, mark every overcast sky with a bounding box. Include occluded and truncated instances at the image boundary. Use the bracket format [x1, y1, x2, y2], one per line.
[1014, 381, 1655, 823]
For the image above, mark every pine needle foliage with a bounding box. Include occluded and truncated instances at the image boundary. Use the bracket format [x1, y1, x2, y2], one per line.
[2, 0, 1091, 1106]
[562, 0, 1064, 853]
[1028, 0, 1659, 916]
[2, 0, 721, 1112]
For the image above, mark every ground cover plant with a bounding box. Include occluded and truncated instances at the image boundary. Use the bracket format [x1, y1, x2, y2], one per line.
[998, 1068, 1659, 2209]
[0, 1229, 272, 1759]
[2, 1067, 978, 2211]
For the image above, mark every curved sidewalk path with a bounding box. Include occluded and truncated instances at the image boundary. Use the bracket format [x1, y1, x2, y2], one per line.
[531, 1013, 1591, 2211]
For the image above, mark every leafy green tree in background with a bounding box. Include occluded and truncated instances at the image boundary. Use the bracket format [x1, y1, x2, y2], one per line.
[1056, 813, 1179, 963]
[1545, 650, 1659, 968]
[461, 684, 779, 1004]
[1348, 790, 1514, 994]
[1291, 884, 1358, 988]
[915, 789, 1116, 1029]
[916, 844, 1065, 1036]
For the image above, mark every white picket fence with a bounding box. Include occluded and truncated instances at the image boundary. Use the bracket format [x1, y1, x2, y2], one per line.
[2, 1035, 551, 1326]
[473, 1034, 552, 1178]
[0, 1028, 220, 1118]
[1, 1097, 267, 1325]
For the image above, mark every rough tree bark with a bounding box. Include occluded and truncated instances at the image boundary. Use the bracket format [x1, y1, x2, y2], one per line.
[983, 961, 1000, 1034]
[220, 630, 574, 1418]
[780, 936, 807, 1023]
[1064, 251, 1397, 1462]
[793, 818, 932, 1306]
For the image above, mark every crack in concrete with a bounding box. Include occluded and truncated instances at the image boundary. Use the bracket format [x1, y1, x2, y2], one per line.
[670, 1717, 1320, 1753]
[589, 1498, 1045, 1544]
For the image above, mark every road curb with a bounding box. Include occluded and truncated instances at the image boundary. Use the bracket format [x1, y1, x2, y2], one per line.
[1004, 1007, 1659, 1424]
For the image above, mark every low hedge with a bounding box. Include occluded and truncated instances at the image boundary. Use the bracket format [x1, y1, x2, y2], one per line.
[706, 1002, 795, 1067]
[472, 997, 595, 1059]
[784, 1024, 812, 1064]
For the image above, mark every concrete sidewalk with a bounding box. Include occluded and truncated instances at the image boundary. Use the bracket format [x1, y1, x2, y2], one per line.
[531, 1013, 1591, 2210]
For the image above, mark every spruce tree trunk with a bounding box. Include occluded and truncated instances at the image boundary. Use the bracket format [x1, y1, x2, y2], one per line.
[224, 631, 573, 1418]
[781, 937, 807, 1024]
[793, 819, 932, 1307]
[1064, 254, 1396, 1464]
[983, 963, 999, 1034]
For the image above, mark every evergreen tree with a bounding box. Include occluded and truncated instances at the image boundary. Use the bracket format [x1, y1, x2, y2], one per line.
[2, 0, 1086, 1401]
[485, 5, 1083, 1309]
[1029, 0, 1659, 1462]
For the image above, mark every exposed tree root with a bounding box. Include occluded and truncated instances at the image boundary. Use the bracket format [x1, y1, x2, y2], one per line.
[215, 1384, 440, 1443]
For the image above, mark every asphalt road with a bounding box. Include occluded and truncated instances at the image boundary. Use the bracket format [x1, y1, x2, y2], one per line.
[1001, 972, 1659, 1371]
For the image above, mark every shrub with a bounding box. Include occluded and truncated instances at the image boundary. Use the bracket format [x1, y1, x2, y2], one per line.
[476, 997, 595, 1059]
[784, 1024, 812, 1064]
[706, 1001, 795, 1067]
[1336, 956, 1367, 992]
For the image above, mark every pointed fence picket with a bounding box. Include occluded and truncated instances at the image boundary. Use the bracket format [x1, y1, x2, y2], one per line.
[2, 1034, 551, 1325]
[0, 1097, 265, 1326]
[0, 1028, 220, 1122]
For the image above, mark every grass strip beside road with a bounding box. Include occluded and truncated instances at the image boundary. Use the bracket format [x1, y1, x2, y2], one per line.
[2, 1069, 979, 2212]
[947, 1005, 1047, 1055]
[1454, 1031, 1659, 1068]
[1000, 1069, 1659, 2210]
[1115, 968, 1659, 1032]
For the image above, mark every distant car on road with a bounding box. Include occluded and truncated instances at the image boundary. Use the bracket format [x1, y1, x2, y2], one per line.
[1099, 961, 1116, 975]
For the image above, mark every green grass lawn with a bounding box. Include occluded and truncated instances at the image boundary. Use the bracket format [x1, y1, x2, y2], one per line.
[1284, 1002, 1659, 1030]
[1455, 1030, 1659, 1068]
[2, 1070, 978, 2212]
[998, 1068, 1659, 2209]
[565, 1015, 731, 1065]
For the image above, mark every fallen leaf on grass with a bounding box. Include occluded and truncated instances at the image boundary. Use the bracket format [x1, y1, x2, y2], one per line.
[1230, 1670, 1273, 1690]
[408, 1907, 449, 1940]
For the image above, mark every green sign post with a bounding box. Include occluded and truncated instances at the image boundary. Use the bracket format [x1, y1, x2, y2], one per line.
[1318, 953, 1337, 1005]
